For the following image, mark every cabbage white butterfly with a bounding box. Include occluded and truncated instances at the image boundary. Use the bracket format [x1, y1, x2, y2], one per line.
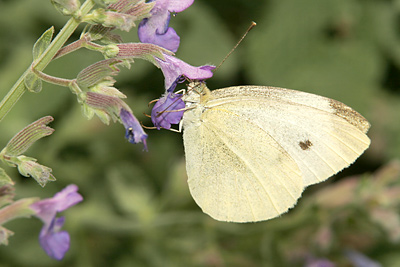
[181, 82, 370, 223]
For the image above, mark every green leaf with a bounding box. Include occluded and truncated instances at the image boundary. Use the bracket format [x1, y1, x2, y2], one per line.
[24, 72, 42, 93]
[32, 26, 54, 61]
[0, 168, 13, 186]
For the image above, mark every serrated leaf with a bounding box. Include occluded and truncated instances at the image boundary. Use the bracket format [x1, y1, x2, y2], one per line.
[24, 72, 43, 93]
[0, 168, 13, 186]
[33, 26, 54, 61]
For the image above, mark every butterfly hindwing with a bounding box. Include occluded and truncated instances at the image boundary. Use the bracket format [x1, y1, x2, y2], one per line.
[183, 97, 304, 222]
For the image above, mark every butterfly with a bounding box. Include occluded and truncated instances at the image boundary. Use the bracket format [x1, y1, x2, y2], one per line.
[180, 82, 370, 223]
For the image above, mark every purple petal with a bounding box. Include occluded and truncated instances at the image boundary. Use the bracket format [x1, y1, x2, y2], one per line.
[31, 185, 83, 225]
[30, 185, 82, 260]
[39, 217, 70, 260]
[119, 109, 148, 151]
[156, 54, 215, 89]
[151, 92, 185, 130]
[305, 258, 335, 267]
[345, 250, 381, 267]
[138, 0, 194, 52]
[168, 0, 195, 12]
[138, 17, 180, 52]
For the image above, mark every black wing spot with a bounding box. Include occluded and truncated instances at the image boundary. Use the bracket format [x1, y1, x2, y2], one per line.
[299, 140, 313, 150]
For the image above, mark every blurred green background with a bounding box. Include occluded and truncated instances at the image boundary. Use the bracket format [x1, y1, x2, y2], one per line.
[1, 0, 400, 266]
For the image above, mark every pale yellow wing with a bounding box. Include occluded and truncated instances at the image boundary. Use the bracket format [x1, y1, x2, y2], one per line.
[182, 85, 370, 223]
[183, 105, 304, 223]
[207, 86, 370, 187]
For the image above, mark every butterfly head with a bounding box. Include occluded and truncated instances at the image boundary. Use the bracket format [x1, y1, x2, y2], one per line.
[186, 81, 212, 103]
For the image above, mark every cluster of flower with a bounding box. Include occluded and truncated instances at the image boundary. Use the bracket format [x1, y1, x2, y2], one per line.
[0, 0, 214, 261]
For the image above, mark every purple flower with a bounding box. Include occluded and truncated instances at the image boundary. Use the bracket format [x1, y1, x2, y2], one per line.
[345, 250, 381, 267]
[305, 257, 336, 267]
[151, 90, 185, 130]
[120, 108, 148, 151]
[30, 185, 83, 260]
[156, 53, 215, 90]
[150, 56, 214, 129]
[138, 0, 194, 52]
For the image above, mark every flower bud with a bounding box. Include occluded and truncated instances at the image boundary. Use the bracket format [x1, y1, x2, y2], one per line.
[1, 116, 54, 157]
[85, 9, 137, 32]
[16, 156, 56, 187]
[77, 58, 123, 89]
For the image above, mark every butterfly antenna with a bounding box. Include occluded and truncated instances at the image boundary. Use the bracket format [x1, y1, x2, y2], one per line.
[214, 21, 257, 72]
[148, 99, 159, 107]
[141, 124, 158, 130]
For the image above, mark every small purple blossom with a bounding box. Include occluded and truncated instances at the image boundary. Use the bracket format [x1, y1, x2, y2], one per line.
[119, 108, 148, 151]
[345, 250, 381, 267]
[156, 53, 215, 90]
[305, 259, 336, 267]
[30, 184, 83, 260]
[138, 0, 194, 52]
[151, 90, 185, 130]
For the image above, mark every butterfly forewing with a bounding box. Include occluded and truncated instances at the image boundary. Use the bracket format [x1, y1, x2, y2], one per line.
[208, 86, 371, 186]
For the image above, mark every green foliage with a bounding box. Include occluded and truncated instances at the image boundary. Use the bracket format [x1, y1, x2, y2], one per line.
[32, 27, 55, 61]
[1, 0, 400, 266]
[24, 71, 43, 93]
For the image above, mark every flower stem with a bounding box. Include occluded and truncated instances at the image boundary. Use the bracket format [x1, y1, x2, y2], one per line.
[54, 37, 106, 60]
[0, 0, 96, 122]
[32, 68, 74, 87]
[0, 198, 38, 225]
[53, 37, 87, 60]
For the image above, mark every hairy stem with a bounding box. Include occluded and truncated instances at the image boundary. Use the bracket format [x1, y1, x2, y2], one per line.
[0, 0, 96, 122]
[32, 68, 74, 88]
[53, 37, 88, 60]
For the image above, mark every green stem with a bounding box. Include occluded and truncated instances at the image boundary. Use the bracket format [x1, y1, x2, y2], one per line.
[53, 36, 105, 60]
[0, 0, 96, 122]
